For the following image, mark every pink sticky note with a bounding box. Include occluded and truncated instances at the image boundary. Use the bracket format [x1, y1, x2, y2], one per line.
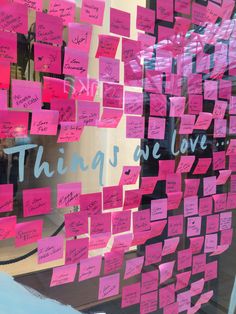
[167, 192, 183, 210]
[23, 187, 51, 217]
[34, 43, 61, 75]
[150, 220, 167, 238]
[144, 70, 162, 93]
[179, 115, 195, 134]
[136, 6, 155, 34]
[104, 250, 124, 275]
[96, 35, 120, 59]
[206, 214, 219, 234]
[221, 228, 233, 246]
[99, 57, 120, 83]
[230, 116, 236, 135]
[14, 0, 42, 11]
[50, 264, 77, 287]
[174, 16, 191, 36]
[140, 291, 158, 314]
[151, 198, 167, 221]
[125, 91, 143, 115]
[192, 2, 207, 26]
[184, 196, 198, 217]
[0, 3, 28, 34]
[63, 48, 88, 77]
[79, 255, 102, 282]
[159, 261, 175, 284]
[193, 158, 212, 174]
[72, 77, 98, 101]
[163, 302, 178, 314]
[145, 242, 162, 266]
[30, 110, 59, 135]
[216, 170, 231, 185]
[194, 112, 213, 130]
[188, 74, 202, 95]
[185, 179, 200, 197]
[51, 99, 76, 123]
[133, 209, 151, 233]
[177, 291, 191, 312]
[77, 101, 100, 126]
[187, 217, 202, 237]
[112, 233, 132, 252]
[0, 62, 10, 90]
[227, 192, 236, 210]
[91, 213, 111, 235]
[0, 216, 16, 240]
[213, 151, 226, 171]
[141, 270, 158, 294]
[231, 174, 236, 192]
[123, 189, 142, 210]
[176, 156, 195, 173]
[204, 80, 218, 100]
[159, 284, 175, 308]
[191, 278, 204, 296]
[168, 215, 183, 237]
[204, 176, 217, 197]
[204, 233, 218, 253]
[220, 212, 232, 230]
[178, 248, 192, 271]
[57, 122, 83, 143]
[98, 273, 120, 300]
[110, 8, 130, 37]
[65, 238, 88, 265]
[103, 185, 123, 210]
[150, 93, 167, 117]
[175, 0, 191, 15]
[0, 110, 29, 138]
[192, 254, 206, 275]
[36, 12, 62, 45]
[227, 139, 236, 155]
[80, 0, 105, 26]
[124, 256, 144, 280]
[80, 192, 102, 216]
[57, 182, 81, 208]
[112, 211, 131, 235]
[214, 119, 227, 138]
[166, 174, 182, 193]
[188, 95, 203, 115]
[103, 82, 123, 109]
[140, 177, 158, 195]
[169, 97, 186, 117]
[205, 260, 218, 282]
[12, 79, 42, 110]
[213, 100, 227, 119]
[213, 193, 227, 212]
[162, 237, 179, 256]
[126, 116, 145, 139]
[15, 220, 43, 247]
[38, 235, 64, 264]
[89, 232, 111, 250]
[148, 117, 166, 139]
[68, 23, 92, 52]
[138, 32, 155, 58]
[190, 236, 204, 255]
[49, 0, 75, 25]
[176, 271, 191, 291]
[160, 161, 175, 180]
[119, 166, 141, 186]
[43, 77, 69, 103]
[229, 96, 236, 114]
[0, 31, 17, 63]
[98, 108, 123, 129]
[122, 282, 140, 308]
[64, 212, 88, 238]
[0, 184, 13, 213]
[156, 0, 173, 22]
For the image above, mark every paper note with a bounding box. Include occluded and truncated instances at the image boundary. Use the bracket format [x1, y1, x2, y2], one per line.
[185, 179, 200, 197]
[125, 91, 143, 115]
[145, 242, 162, 266]
[170, 97, 185, 117]
[103, 82, 123, 108]
[206, 214, 219, 234]
[77, 101, 100, 126]
[30, 110, 59, 135]
[49, 0, 75, 25]
[0, 31, 17, 63]
[80, 192, 102, 216]
[65, 238, 89, 264]
[57, 182, 81, 208]
[0, 62, 10, 89]
[36, 12, 63, 45]
[104, 251, 124, 275]
[98, 273, 120, 300]
[176, 156, 195, 173]
[151, 198, 167, 221]
[150, 93, 167, 117]
[214, 119, 227, 138]
[96, 35, 120, 59]
[34, 43, 61, 75]
[203, 176, 216, 196]
[148, 117, 166, 139]
[89, 232, 110, 250]
[194, 112, 213, 130]
[176, 271, 191, 291]
[184, 196, 198, 217]
[0, 184, 13, 213]
[140, 177, 158, 195]
[123, 189, 142, 210]
[122, 38, 141, 63]
[57, 122, 83, 143]
[124, 256, 144, 279]
[63, 48, 88, 77]
[159, 284, 175, 308]
[141, 270, 158, 294]
[119, 166, 141, 186]
[190, 237, 204, 255]
[68, 23, 92, 52]
[204, 233, 218, 253]
[175, 0, 191, 15]
[0, 216, 16, 240]
[136, 6, 155, 34]
[51, 99, 76, 122]
[99, 57, 120, 83]
[205, 260, 218, 281]
[192, 2, 207, 26]
[168, 215, 183, 237]
[38, 235, 64, 264]
[112, 211, 131, 235]
[213, 151, 225, 171]
[167, 192, 183, 210]
[187, 217, 202, 237]
[166, 174, 181, 193]
[80, 0, 105, 26]
[179, 115, 195, 134]
[156, 0, 174, 23]
[14, 0, 42, 11]
[0, 3, 28, 34]
[110, 8, 130, 37]
[162, 237, 179, 256]
[188, 95, 203, 115]
[15, 220, 43, 247]
[64, 212, 88, 238]
[23, 187, 51, 217]
[178, 248, 192, 271]
[193, 158, 212, 174]
[98, 108, 123, 128]
[133, 209, 151, 233]
[140, 291, 158, 314]
[43, 77, 69, 103]
[159, 261, 175, 284]
[220, 212, 232, 230]
[50, 264, 77, 287]
[122, 282, 140, 308]
[79, 255, 102, 282]
[126, 116, 145, 139]
[177, 290, 191, 312]
[0, 110, 29, 138]
[103, 185, 123, 210]
[91, 213, 111, 235]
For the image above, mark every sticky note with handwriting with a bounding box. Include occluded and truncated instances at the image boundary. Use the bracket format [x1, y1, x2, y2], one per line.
[98, 273, 120, 300]
[124, 256, 144, 280]
[68, 23, 92, 52]
[0, 184, 13, 213]
[91, 213, 111, 235]
[140, 290, 158, 314]
[99, 57, 120, 83]
[0, 31, 17, 63]
[0, 2, 28, 34]
[156, 0, 174, 22]
[110, 8, 130, 37]
[63, 48, 89, 77]
[80, 0, 105, 26]
[80, 192, 102, 216]
[23, 187, 51, 217]
[50, 264, 77, 287]
[65, 238, 89, 265]
[136, 6, 155, 34]
[64, 212, 88, 238]
[96, 35, 120, 59]
[34, 43, 61, 75]
[36, 12, 63, 45]
[103, 185, 123, 210]
[104, 250, 124, 275]
[79, 255, 102, 282]
[38, 235, 64, 264]
[145, 242, 162, 266]
[0, 216, 16, 240]
[51, 99, 76, 123]
[57, 122, 83, 143]
[112, 211, 131, 235]
[119, 166, 141, 185]
[57, 182, 81, 208]
[49, 0, 75, 25]
[15, 220, 43, 247]
[30, 110, 59, 135]
[121, 282, 141, 308]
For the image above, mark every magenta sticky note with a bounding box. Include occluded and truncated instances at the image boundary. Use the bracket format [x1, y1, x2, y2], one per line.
[162, 237, 179, 256]
[156, 0, 173, 22]
[187, 217, 202, 237]
[176, 156, 195, 173]
[213, 193, 227, 213]
[64, 212, 88, 238]
[190, 236, 204, 255]
[122, 282, 140, 308]
[72, 76, 98, 101]
[176, 271, 191, 291]
[168, 215, 183, 237]
[0, 31, 17, 63]
[203, 176, 216, 196]
[51, 99, 76, 123]
[227, 139, 236, 155]
[191, 278, 204, 297]
[68, 22, 92, 52]
[213, 151, 226, 171]
[103, 82, 123, 109]
[38, 235, 64, 264]
[185, 179, 200, 197]
[166, 173, 182, 193]
[138, 32, 155, 58]
[77, 101, 100, 127]
[43, 77, 69, 103]
[91, 213, 111, 235]
[192, 2, 207, 26]
[136, 6, 155, 34]
[126, 116, 145, 139]
[178, 248, 192, 271]
[144, 70, 162, 93]
[112, 233, 132, 252]
[151, 198, 167, 221]
[229, 96, 236, 114]
[99, 57, 120, 83]
[221, 228, 233, 246]
[163, 302, 178, 314]
[57, 122, 83, 143]
[0, 216, 16, 240]
[50, 264, 77, 287]
[204, 233, 218, 253]
[150, 93, 167, 117]
[177, 290, 191, 312]
[226, 156, 236, 172]
[216, 170, 231, 185]
[204, 80, 218, 100]
[159, 284, 175, 308]
[194, 112, 213, 130]
[145, 242, 162, 266]
[0, 2, 28, 34]
[79, 255, 102, 282]
[214, 119, 227, 138]
[148, 117, 166, 140]
[167, 192, 183, 210]
[96, 35, 120, 59]
[12, 79, 42, 110]
[119, 166, 141, 186]
[150, 220, 167, 238]
[205, 260, 218, 282]
[80, 192, 102, 216]
[220, 212, 232, 230]
[63, 48, 88, 77]
[0, 62, 10, 90]
[123, 189, 142, 210]
[159, 261, 175, 284]
[193, 158, 212, 174]
[124, 256, 144, 280]
[98, 273, 120, 300]
[230, 116, 236, 134]
[98, 108, 123, 129]
[188, 95, 203, 115]
[175, 0, 191, 15]
[140, 177, 158, 195]
[0, 184, 13, 213]
[112, 211, 131, 235]
[89, 232, 111, 250]
[125, 91, 143, 115]
[15, 220, 43, 247]
[49, 0, 75, 25]
[133, 209, 151, 233]
[65, 237, 89, 265]
[36, 12, 62, 45]
[80, 0, 105, 26]
[141, 270, 158, 294]
[103, 185, 123, 210]
[184, 196, 198, 217]
[104, 250, 124, 275]
[179, 115, 195, 134]
[30, 110, 59, 135]
[213, 100, 227, 119]
[110, 8, 130, 37]
[140, 291, 158, 314]
[206, 214, 219, 234]
[57, 182, 81, 208]
[34, 43, 61, 75]
[23, 187, 51, 217]
[169, 97, 185, 117]
[159, 160, 175, 180]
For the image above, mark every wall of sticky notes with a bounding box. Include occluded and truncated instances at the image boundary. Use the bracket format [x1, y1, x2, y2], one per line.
[0, 0, 235, 313]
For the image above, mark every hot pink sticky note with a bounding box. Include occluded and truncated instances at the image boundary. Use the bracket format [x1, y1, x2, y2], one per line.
[140, 177, 158, 195]
[176, 271, 191, 291]
[193, 158, 212, 174]
[91, 213, 111, 235]
[217, 170, 231, 185]
[12, 79, 42, 110]
[227, 139, 236, 155]
[119, 166, 141, 186]
[156, 0, 173, 22]
[126, 116, 145, 139]
[187, 217, 202, 237]
[170, 97, 186, 117]
[184, 196, 198, 217]
[14, 0, 42, 11]
[141, 270, 158, 294]
[51, 99, 76, 123]
[110, 8, 130, 37]
[112, 233, 132, 252]
[145, 242, 162, 266]
[89, 232, 111, 250]
[151, 198, 167, 221]
[166, 174, 182, 193]
[30, 110, 59, 135]
[213, 100, 227, 119]
[213, 151, 226, 171]
[23, 187, 51, 217]
[99, 57, 120, 83]
[65, 238, 89, 265]
[185, 179, 200, 197]
[230, 116, 236, 134]
[220, 212, 232, 230]
[178, 248, 192, 271]
[36, 12, 63, 45]
[34, 42, 61, 74]
[205, 260, 218, 282]
[0, 216, 16, 240]
[43, 77, 69, 103]
[0, 3, 28, 34]
[63, 48, 88, 77]
[0, 110, 29, 138]
[167, 192, 183, 210]
[179, 115, 195, 134]
[123, 189, 142, 210]
[79, 255, 102, 282]
[194, 112, 213, 130]
[159, 284, 175, 308]
[168, 215, 184, 237]
[124, 91, 143, 115]
[104, 250, 124, 275]
[103, 82, 123, 108]
[192, 2, 207, 26]
[68, 23, 92, 52]
[204, 233, 218, 253]
[0, 184, 13, 213]
[159, 161, 176, 180]
[98, 108, 123, 129]
[175, 0, 191, 15]
[48, 0, 75, 25]
[15, 220, 43, 247]
[77, 101, 100, 126]
[124, 256, 144, 280]
[203, 176, 216, 196]
[50, 264, 77, 287]
[150, 93, 167, 117]
[133, 209, 151, 233]
[206, 214, 219, 234]
[80, 0, 105, 26]
[159, 261, 175, 284]
[64, 212, 88, 238]
[57, 122, 83, 143]
[227, 192, 236, 210]
[80, 192, 102, 216]
[163, 302, 178, 314]
[214, 119, 227, 138]
[140, 290, 158, 314]
[188, 95, 203, 115]
[162, 237, 179, 256]
[0, 62, 10, 90]
[57, 182, 81, 208]
[103, 185, 123, 210]
[190, 237, 204, 255]
[192, 254, 206, 275]
[136, 6, 155, 34]
[138, 32, 155, 59]
[178, 290, 191, 312]
[0, 31, 17, 63]
[96, 35, 120, 59]
[204, 80, 218, 100]
[38, 235, 64, 264]
[112, 211, 131, 235]
[177, 156, 195, 173]
[229, 96, 236, 114]
[122, 282, 141, 308]
[213, 193, 227, 212]
[148, 117, 166, 139]
[98, 273, 120, 300]
[221, 228, 233, 246]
